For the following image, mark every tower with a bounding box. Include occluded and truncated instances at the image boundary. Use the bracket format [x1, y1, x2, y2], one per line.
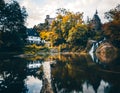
[91, 10, 102, 31]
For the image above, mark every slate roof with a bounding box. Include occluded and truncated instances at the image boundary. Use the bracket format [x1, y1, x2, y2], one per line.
[93, 14, 101, 22]
[26, 28, 39, 37]
[92, 10, 101, 23]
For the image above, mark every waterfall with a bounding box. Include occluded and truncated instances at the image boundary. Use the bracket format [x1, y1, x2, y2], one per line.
[89, 43, 95, 54]
[89, 37, 106, 63]
[89, 40, 103, 54]
[89, 42, 99, 63]
[96, 42, 99, 48]
[89, 43, 95, 61]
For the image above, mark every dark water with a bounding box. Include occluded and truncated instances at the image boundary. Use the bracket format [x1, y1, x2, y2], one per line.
[0, 53, 120, 93]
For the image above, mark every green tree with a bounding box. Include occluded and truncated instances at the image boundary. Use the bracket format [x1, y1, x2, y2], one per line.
[67, 24, 88, 46]
[0, 0, 5, 26]
[0, 0, 5, 47]
[0, 0, 27, 51]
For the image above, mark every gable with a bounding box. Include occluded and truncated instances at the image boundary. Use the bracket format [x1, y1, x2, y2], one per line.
[26, 28, 39, 37]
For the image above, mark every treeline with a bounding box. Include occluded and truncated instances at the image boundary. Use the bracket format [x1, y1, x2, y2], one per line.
[36, 9, 92, 51]
[35, 4, 120, 51]
[0, 0, 120, 52]
[103, 4, 120, 48]
[0, 0, 27, 52]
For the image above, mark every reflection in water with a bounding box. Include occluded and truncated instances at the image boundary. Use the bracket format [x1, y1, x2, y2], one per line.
[27, 60, 42, 69]
[96, 52, 117, 63]
[82, 82, 95, 93]
[25, 76, 42, 93]
[0, 57, 27, 93]
[43, 62, 51, 84]
[40, 60, 56, 93]
[0, 53, 120, 93]
[89, 48, 118, 65]
[89, 52, 100, 64]
[82, 80, 110, 93]
[51, 54, 120, 93]
[97, 80, 110, 93]
[40, 61, 54, 93]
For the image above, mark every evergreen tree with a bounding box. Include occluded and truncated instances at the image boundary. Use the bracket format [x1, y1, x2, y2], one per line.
[0, 0, 27, 51]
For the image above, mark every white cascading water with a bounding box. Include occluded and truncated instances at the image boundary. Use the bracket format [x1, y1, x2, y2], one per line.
[89, 42, 99, 62]
[89, 38, 106, 63]
[89, 43, 95, 54]
[89, 43, 95, 61]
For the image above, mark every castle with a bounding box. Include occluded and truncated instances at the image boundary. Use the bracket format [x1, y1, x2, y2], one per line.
[87, 10, 102, 31]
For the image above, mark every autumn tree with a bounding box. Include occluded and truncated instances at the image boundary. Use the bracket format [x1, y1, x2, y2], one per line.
[67, 24, 88, 46]
[103, 4, 120, 48]
[51, 8, 88, 48]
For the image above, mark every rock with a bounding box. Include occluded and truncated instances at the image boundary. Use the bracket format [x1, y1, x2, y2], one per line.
[96, 42, 117, 63]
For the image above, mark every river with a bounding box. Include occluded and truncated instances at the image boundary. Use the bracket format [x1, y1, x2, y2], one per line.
[0, 53, 120, 93]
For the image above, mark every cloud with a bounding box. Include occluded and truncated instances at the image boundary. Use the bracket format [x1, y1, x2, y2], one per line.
[5, 0, 120, 27]
[63, 0, 120, 23]
[19, 0, 58, 27]
[20, 0, 43, 27]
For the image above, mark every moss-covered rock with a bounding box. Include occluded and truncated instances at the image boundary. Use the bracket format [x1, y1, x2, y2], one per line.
[96, 42, 118, 62]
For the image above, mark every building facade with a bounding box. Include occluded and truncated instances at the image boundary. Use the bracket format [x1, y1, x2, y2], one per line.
[26, 28, 43, 45]
[45, 15, 55, 25]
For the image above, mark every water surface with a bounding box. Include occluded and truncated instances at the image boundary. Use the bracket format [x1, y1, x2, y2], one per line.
[0, 53, 120, 93]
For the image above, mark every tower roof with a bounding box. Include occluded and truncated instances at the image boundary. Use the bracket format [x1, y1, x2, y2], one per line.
[91, 10, 102, 31]
[93, 10, 101, 22]
[95, 10, 98, 15]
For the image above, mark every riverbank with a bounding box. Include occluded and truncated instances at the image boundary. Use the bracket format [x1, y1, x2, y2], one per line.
[0, 44, 119, 59]
[0, 52, 23, 58]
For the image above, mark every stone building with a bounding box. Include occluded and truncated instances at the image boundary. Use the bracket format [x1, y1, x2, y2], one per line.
[45, 15, 55, 25]
[88, 10, 102, 31]
[36, 15, 55, 30]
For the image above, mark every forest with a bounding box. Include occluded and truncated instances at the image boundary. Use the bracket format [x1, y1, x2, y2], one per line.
[0, 0, 27, 52]
[0, 0, 120, 53]
[35, 5, 120, 52]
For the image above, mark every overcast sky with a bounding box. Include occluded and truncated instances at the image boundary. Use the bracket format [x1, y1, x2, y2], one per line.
[5, 0, 120, 27]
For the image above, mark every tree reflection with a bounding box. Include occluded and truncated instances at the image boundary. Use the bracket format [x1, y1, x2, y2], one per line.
[0, 54, 120, 93]
[51, 54, 120, 93]
[0, 56, 44, 93]
[96, 51, 117, 63]
[0, 57, 27, 93]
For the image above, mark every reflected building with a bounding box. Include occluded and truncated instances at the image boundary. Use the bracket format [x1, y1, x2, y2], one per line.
[40, 61, 56, 93]
[26, 59, 43, 78]
[26, 59, 55, 93]
[27, 60, 42, 69]
[50, 54, 120, 93]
